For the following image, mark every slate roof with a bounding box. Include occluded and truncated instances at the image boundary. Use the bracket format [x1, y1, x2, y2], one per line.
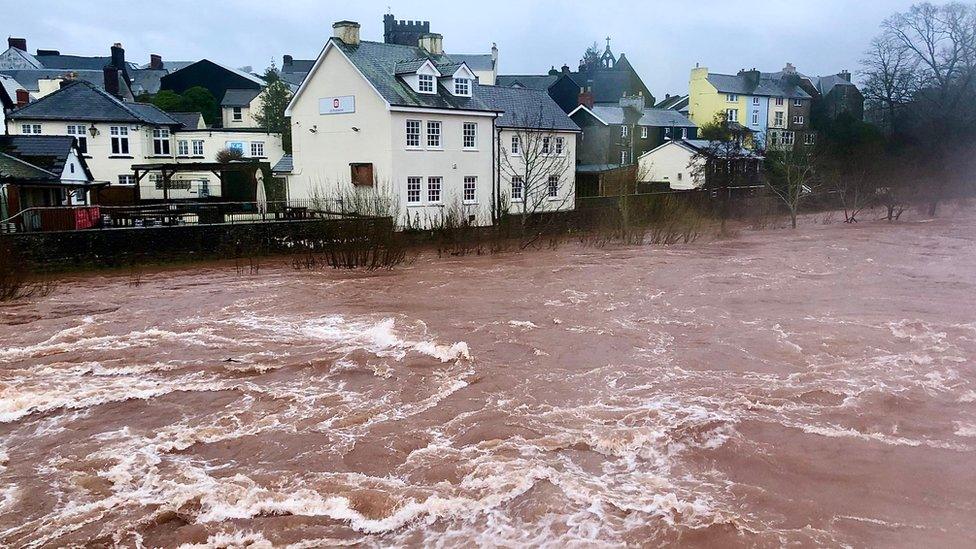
[394, 59, 431, 74]
[221, 88, 262, 107]
[496, 74, 560, 90]
[279, 72, 306, 87]
[6, 80, 182, 125]
[329, 39, 496, 112]
[0, 74, 22, 108]
[0, 69, 104, 92]
[129, 68, 168, 95]
[706, 72, 811, 99]
[168, 111, 205, 129]
[35, 53, 138, 71]
[448, 54, 494, 72]
[0, 135, 83, 179]
[0, 152, 58, 181]
[570, 68, 652, 105]
[812, 74, 857, 96]
[655, 94, 688, 110]
[477, 85, 579, 131]
[281, 59, 315, 74]
[272, 154, 293, 173]
[587, 105, 696, 128]
[682, 139, 762, 158]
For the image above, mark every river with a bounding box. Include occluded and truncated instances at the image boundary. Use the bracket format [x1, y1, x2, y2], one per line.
[1, 211, 975, 547]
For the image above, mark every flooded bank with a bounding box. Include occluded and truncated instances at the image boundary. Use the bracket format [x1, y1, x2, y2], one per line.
[2, 211, 975, 547]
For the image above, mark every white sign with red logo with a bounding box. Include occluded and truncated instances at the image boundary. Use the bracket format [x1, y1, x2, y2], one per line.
[319, 95, 356, 115]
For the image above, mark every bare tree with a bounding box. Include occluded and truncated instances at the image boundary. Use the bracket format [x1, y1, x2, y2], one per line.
[765, 147, 819, 229]
[861, 33, 919, 135]
[498, 108, 574, 243]
[878, 2, 976, 216]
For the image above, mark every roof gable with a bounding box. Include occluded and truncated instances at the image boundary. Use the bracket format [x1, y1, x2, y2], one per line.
[7, 80, 180, 125]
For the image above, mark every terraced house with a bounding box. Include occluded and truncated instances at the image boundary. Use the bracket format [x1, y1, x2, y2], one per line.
[4, 80, 284, 201]
[284, 21, 578, 228]
[688, 66, 815, 150]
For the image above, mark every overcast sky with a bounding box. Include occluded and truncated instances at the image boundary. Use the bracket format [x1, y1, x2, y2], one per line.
[6, 0, 919, 99]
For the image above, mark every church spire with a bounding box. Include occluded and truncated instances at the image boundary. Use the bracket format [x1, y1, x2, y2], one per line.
[600, 36, 616, 69]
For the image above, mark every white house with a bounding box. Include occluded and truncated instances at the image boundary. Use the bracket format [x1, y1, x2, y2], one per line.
[4, 80, 284, 201]
[637, 139, 762, 191]
[284, 20, 577, 228]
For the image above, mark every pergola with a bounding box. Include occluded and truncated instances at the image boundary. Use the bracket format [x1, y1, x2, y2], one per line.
[130, 161, 267, 202]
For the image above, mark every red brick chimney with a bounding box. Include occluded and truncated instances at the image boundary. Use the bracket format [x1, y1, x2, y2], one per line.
[103, 67, 121, 97]
[149, 54, 163, 70]
[7, 37, 27, 51]
[15, 88, 29, 107]
[578, 87, 594, 109]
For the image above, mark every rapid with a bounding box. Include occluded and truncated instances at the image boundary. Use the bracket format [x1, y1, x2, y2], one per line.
[1, 211, 975, 547]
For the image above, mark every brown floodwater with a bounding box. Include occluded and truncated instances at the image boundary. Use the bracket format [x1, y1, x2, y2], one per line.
[1, 210, 975, 548]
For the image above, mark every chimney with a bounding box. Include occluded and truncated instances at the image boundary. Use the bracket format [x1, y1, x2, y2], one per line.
[418, 33, 443, 55]
[103, 66, 121, 98]
[283, 54, 293, 68]
[149, 54, 163, 70]
[783, 62, 797, 75]
[8, 37, 27, 51]
[15, 88, 29, 108]
[619, 93, 644, 111]
[548, 66, 558, 76]
[839, 69, 851, 82]
[59, 78, 72, 89]
[332, 21, 361, 46]
[36, 49, 61, 56]
[578, 87, 594, 109]
[561, 64, 570, 74]
[110, 42, 125, 68]
[491, 42, 498, 64]
[739, 68, 760, 88]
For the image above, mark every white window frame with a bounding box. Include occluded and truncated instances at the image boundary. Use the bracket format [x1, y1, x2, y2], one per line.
[66, 124, 88, 153]
[793, 98, 803, 107]
[406, 119, 422, 149]
[426, 120, 442, 149]
[681, 127, 688, 139]
[726, 93, 738, 102]
[463, 176, 477, 204]
[407, 176, 422, 204]
[152, 128, 171, 156]
[542, 136, 552, 155]
[418, 73, 435, 94]
[427, 176, 442, 203]
[782, 131, 795, 146]
[110, 125, 129, 155]
[177, 139, 189, 156]
[664, 127, 673, 140]
[752, 112, 759, 125]
[454, 78, 471, 96]
[621, 125, 628, 138]
[555, 136, 565, 156]
[462, 122, 477, 150]
[640, 126, 648, 139]
[22, 123, 41, 134]
[753, 97, 760, 105]
[547, 175, 559, 199]
[232, 107, 243, 121]
[510, 135, 520, 156]
[775, 97, 784, 106]
[793, 115, 804, 125]
[511, 176, 524, 202]
[774, 111, 784, 127]
[117, 174, 135, 185]
[250, 141, 265, 157]
[192, 139, 204, 156]
[726, 108, 738, 122]
[804, 133, 817, 145]
[621, 150, 629, 164]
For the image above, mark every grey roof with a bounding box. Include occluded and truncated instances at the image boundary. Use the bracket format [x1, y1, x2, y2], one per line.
[681, 139, 762, 158]
[138, 60, 196, 72]
[129, 68, 168, 95]
[577, 163, 625, 173]
[0, 135, 88, 179]
[272, 154, 293, 173]
[168, 111, 204, 129]
[706, 72, 811, 99]
[477, 85, 579, 131]
[329, 39, 496, 112]
[394, 59, 431, 74]
[655, 94, 688, 110]
[813, 74, 857, 96]
[280, 72, 306, 87]
[282, 59, 315, 74]
[0, 69, 104, 92]
[496, 74, 560, 90]
[35, 53, 137, 71]
[587, 105, 696, 128]
[221, 88, 262, 107]
[7, 80, 181, 125]
[448, 54, 494, 72]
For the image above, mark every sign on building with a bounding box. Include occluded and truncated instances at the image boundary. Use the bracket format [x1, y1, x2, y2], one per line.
[319, 95, 355, 115]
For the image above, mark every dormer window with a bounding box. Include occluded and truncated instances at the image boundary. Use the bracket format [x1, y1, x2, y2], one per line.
[418, 74, 435, 93]
[454, 77, 471, 96]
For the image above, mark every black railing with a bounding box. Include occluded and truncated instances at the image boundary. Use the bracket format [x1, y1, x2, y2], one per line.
[0, 199, 353, 233]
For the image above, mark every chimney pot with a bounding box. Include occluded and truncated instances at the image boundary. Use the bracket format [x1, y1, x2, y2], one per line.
[561, 64, 570, 74]
[7, 37, 27, 51]
[418, 32, 443, 55]
[15, 88, 29, 107]
[283, 54, 293, 66]
[110, 43, 125, 69]
[332, 21, 361, 46]
[149, 53, 163, 70]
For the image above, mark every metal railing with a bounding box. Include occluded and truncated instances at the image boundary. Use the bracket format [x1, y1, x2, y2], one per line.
[0, 199, 355, 233]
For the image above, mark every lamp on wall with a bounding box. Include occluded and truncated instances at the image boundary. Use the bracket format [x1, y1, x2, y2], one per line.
[87, 124, 99, 138]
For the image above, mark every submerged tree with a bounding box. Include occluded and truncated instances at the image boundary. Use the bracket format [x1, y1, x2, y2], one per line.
[765, 147, 819, 229]
[690, 113, 762, 233]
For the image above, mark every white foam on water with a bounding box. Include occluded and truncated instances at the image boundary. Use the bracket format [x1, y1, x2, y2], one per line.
[792, 422, 970, 451]
[178, 531, 274, 549]
[508, 320, 538, 329]
[958, 390, 976, 403]
[953, 422, 976, 438]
